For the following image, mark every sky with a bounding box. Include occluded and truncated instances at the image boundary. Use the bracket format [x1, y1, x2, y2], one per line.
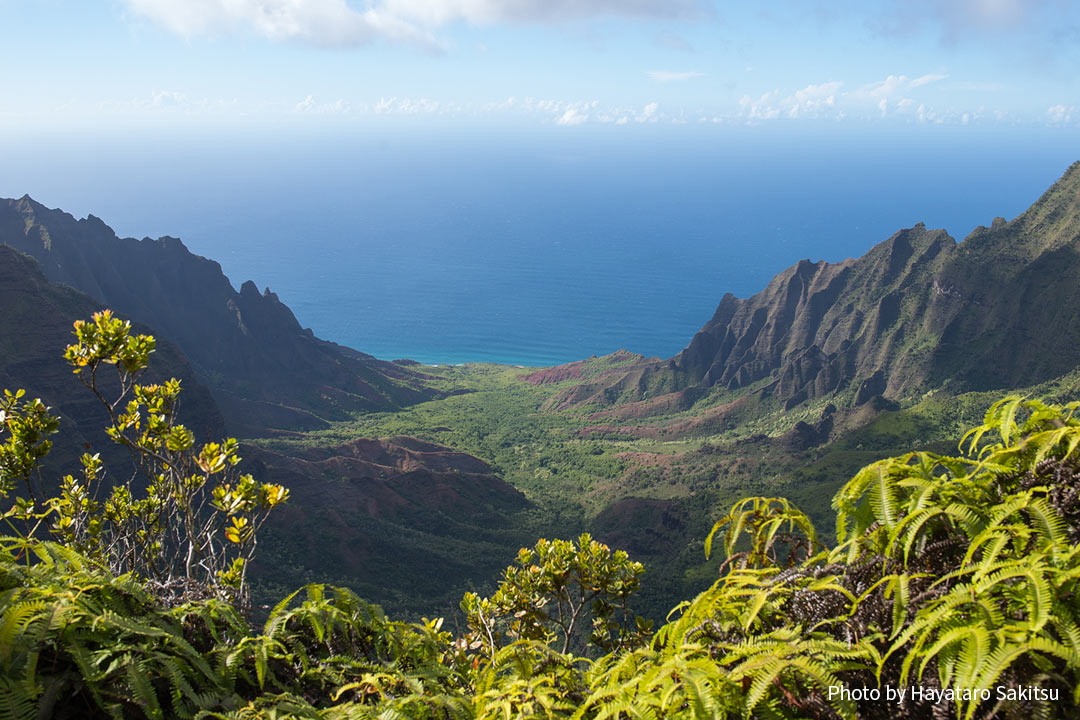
[2, 0, 1079, 133]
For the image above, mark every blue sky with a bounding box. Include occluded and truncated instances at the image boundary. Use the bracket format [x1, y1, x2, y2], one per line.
[2, 0, 1078, 133]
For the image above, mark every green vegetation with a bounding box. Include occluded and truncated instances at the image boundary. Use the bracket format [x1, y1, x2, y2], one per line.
[2, 311, 286, 608]
[4, 398, 1080, 718]
[248, 355, 1080, 624]
[259, 363, 619, 505]
[461, 535, 648, 656]
[247, 358, 1080, 626]
[3, 319, 1080, 718]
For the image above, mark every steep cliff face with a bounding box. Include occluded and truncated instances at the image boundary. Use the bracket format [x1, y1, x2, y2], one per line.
[0, 244, 225, 473]
[0, 197, 444, 435]
[922, 165, 1080, 391]
[672, 223, 956, 404]
[671, 161, 1080, 405]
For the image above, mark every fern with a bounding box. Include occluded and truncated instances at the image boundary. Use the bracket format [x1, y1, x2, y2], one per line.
[5, 395, 1080, 718]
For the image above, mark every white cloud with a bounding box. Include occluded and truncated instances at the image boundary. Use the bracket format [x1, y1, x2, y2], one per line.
[295, 95, 351, 114]
[915, 104, 937, 123]
[1047, 104, 1076, 124]
[788, 81, 841, 117]
[125, 0, 434, 46]
[638, 101, 659, 121]
[647, 70, 703, 83]
[91, 80, 1009, 130]
[376, 0, 699, 25]
[152, 90, 187, 107]
[78, 92, 243, 121]
[123, 0, 700, 47]
[516, 98, 604, 126]
[862, 73, 949, 98]
[730, 75, 1002, 126]
[555, 107, 589, 126]
[739, 91, 781, 121]
[369, 96, 459, 115]
[739, 81, 842, 121]
[908, 72, 949, 88]
[595, 101, 664, 124]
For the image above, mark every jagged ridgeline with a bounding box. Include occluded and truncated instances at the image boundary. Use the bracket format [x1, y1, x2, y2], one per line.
[670, 165, 1080, 401]
[0, 196, 447, 437]
[544, 161, 1080, 412]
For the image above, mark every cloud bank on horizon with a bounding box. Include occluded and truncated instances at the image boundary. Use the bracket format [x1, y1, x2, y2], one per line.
[1, 0, 1077, 131]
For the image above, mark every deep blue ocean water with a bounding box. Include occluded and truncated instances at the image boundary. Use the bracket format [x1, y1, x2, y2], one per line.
[4, 125, 1079, 365]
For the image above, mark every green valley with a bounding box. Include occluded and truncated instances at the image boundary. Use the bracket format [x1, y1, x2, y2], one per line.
[5, 163, 1080, 718]
[248, 351, 1080, 622]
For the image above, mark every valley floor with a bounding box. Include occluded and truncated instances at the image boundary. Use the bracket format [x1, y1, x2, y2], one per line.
[247, 354, 1080, 620]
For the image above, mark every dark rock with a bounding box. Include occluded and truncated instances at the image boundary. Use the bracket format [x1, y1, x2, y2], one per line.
[855, 370, 887, 406]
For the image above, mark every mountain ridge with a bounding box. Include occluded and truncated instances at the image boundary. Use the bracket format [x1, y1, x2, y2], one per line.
[5, 164, 1080, 620]
[0, 219, 534, 616]
[535, 161, 1080, 417]
[0, 243, 225, 473]
[0, 195, 447, 435]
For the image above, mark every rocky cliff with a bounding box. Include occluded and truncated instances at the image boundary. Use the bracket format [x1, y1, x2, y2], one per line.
[670, 161, 1080, 406]
[0, 197, 445, 435]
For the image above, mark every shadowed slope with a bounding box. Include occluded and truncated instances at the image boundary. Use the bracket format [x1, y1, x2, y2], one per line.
[0, 244, 224, 473]
[0, 197, 446, 435]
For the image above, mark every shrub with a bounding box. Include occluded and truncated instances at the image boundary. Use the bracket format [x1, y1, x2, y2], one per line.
[0, 310, 287, 607]
[461, 534, 648, 657]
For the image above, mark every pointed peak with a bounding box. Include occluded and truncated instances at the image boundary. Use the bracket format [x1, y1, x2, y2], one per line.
[13, 194, 44, 212]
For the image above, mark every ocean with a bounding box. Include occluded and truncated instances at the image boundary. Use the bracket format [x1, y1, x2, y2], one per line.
[4, 124, 1078, 366]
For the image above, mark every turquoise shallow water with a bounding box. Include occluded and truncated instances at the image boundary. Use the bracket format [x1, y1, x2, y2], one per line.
[4, 126, 1078, 365]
